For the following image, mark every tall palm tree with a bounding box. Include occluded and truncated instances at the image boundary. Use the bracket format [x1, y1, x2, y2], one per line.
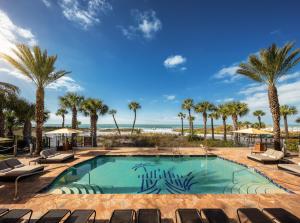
[1, 44, 69, 153]
[178, 112, 186, 136]
[194, 101, 214, 139]
[227, 101, 249, 143]
[109, 109, 121, 135]
[182, 99, 194, 135]
[253, 110, 266, 128]
[208, 110, 219, 140]
[218, 104, 230, 141]
[280, 105, 298, 138]
[237, 42, 300, 150]
[0, 82, 19, 137]
[81, 98, 108, 147]
[59, 93, 84, 130]
[189, 116, 195, 135]
[128, 101, 141, 135]
[56, 107, 68, 128]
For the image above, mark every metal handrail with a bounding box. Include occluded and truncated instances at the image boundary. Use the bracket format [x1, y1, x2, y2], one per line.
[14, 169, 45, 200]
[67, 166, 91, 185]
[232, 168, 254, 183]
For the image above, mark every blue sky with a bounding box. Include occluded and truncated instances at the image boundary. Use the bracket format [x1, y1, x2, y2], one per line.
[1, 0, 300, 125]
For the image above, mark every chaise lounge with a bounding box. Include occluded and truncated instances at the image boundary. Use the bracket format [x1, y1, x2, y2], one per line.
[247, 149, 284, 164]
[0, 158, 44, 181]
[277, 162, 300, 176]
[38, 148, 74, 163]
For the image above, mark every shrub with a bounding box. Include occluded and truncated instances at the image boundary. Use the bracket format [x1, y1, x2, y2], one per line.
[285, 139, 299, 152]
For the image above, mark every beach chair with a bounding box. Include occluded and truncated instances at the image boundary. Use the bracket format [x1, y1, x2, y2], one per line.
[39, 148, 74, 163]
[200, 208, 230, 223]
[247, 149, 284, 164]
[0, 158, 44, 181]
[278, 163, 300, 176]
[64, 209, 96, 223]
[109, 209, 136, 223]
[0, 209, 9, 217]
[0, 209, 32, 222]
[137, 209, 161, 223]
[36, 209, 71, 223]
[175, 209, 202, 223]
[237, 208, 273, 223]
[263, 208, 300, 223]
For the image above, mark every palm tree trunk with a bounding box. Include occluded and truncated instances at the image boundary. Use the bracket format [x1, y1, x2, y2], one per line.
[188, 109, 192, 135]
[35, 86, 44, 154]
[268, 85, 281, 150]
[62, 115, 65, 128]
[232, 115, 238, 144]
[23, 119, 32, 146]
[71, 106, 77, 146]
[90, 114, 98, 147]
[284, 115, 289, 138]
[223, 117, 227, 141]
[203, 113, 207, 139]
[181, 118, 184, 136]
[211, 117, 214, 140]
[258, 116, 262, 143]
[113, 115, 121, 135]
[0, 109, 4, 137]
[131, 110, 136, 135]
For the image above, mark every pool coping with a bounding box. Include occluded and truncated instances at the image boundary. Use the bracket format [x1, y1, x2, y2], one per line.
[40, 154, 293, 194]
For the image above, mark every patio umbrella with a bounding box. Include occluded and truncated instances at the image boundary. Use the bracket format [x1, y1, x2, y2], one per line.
[0, 137, 13, 142]
[231, 128, 273, 135]
[45, 128, 83, 135]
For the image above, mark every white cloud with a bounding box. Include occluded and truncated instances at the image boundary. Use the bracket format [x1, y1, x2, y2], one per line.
[278, 71, 300, 83]
[214, 65, 240, 83]
[164, 55, 186, 69]
[216, 98, 234, 103]
[42, 0, 51, 7]
[47, 76, 84, 92]
[58, 0, 112, 29]
[163, 95, 176, 101]
[120, 10, 162, 40]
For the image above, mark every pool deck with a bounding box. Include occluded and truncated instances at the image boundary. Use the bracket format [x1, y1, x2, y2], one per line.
[1, 147, 300, 222]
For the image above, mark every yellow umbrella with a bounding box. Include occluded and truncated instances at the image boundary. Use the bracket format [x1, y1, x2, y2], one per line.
[231, 128, 273, 135]
[0, 137, 13, 142]
[45, 128, 83, 135]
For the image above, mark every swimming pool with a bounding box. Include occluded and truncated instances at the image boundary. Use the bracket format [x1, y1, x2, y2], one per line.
[46, 156, 287, 194]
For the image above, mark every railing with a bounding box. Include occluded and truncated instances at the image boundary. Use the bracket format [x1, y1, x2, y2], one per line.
[68, 166, 91, 185]
[232, 168, 253, 183]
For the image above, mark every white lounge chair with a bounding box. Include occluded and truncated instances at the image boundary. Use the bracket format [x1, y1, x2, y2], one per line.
[38, 148, 74, 163]
[278, 161, 300, 176]
[0, 158, 44, 180]
[247, 149, 284, 164]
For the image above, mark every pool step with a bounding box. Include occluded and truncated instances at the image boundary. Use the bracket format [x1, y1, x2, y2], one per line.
[51, 184, 103, 194]
[223, 181, 285, 194]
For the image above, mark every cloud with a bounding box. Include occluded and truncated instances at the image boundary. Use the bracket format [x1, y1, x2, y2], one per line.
[163, 95, 176, 101]
[278, 71, 300, 83]
[58, 0, 112, 29]
[47, 76, 84, 92]
[214, 65, 240, 83]
[164, 55, 186, 69]
[42, 0, 51, 7]
[120, 10, 162, 40]
[216, 98, 234, 103]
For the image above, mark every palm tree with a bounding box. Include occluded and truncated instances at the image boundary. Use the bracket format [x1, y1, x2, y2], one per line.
[1, 44, 69, 153]
[182, 99, 194, 135]
[109, 109, 121, 135]
[227, 101, 249, 143]
[128, 101, 141, 135]
[296, 117, 300, 124]
[81, 98, 108, 147]
[56, 107, 68, 128]
[59, 93, 84, 130]
[178, 112, 186, 136]
[237, 42, 300, 150]
[218, 104, 230, 141]
[280, 105, 298, 138]
[189, 116, 195, 135]
[243, 121, 252, 128]
[194, 101, 214, 139]
[0, 82, 19, 137]
[253, 110, 266, 128]
[208, 109, 219, 140]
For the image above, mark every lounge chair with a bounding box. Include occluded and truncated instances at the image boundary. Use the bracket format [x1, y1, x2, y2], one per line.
[0, 209, 32, 222]
[36, 209, 71, 223]
[247, 149, 284, 164]
[0, 158, 44, 181]
[263, 208, 300, 223]
[200, 208, 229, 223]
[38, 148, 74, 163]
[237, 208, 273, 223]
[137, 209, 161, 223]
[109, 209, 136, 223]
[278, 163, 300, 176]
[64, 209, 96, 223]
[0, 209, 9, 217]
[175, 209, 202, 223]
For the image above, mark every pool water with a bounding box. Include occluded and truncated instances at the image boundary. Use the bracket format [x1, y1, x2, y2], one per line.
[47, 156, 287, 194]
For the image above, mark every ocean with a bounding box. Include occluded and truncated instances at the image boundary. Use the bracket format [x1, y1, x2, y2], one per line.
[45, 124, 204, 129]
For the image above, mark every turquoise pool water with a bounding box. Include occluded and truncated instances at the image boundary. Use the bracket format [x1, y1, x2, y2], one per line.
[47, 156, 287, 194]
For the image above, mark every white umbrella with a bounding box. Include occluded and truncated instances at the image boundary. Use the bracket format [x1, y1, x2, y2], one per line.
[45, 128, 83, 135]
[232, 128, 273, 135]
